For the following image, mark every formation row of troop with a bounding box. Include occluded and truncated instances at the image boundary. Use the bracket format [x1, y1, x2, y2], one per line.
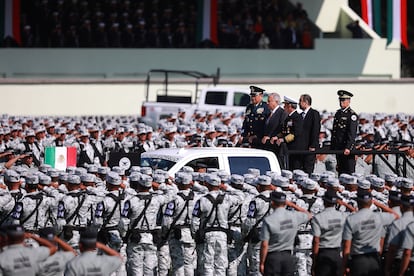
[1, 159, 414, 276]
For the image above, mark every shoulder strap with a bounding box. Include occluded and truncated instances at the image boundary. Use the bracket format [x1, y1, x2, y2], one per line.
[101, 192, 122, 228]
[21, 195, 43, 225]
[129, 196, 152, 230]
[202, 193, 225, 228]
[300, 196, 317, 212]
[66, 192, 87, 224]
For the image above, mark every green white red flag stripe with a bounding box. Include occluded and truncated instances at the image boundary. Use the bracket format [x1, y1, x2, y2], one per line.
[44, 147, 77, 171]
[387, 0, 408, 48]
[0, 0, 21, 44]
[197, 0, 218, 45]
[360, 0, 381, 35]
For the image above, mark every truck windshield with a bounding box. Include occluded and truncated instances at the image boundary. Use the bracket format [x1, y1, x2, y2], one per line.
[141, 157, 176, 171]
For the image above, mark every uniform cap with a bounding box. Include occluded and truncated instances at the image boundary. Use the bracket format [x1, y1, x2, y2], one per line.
[326, 177, 340, 188]
[67, 174, 81, 185]
[129, 166, 141, 174]
[87, 164, 98, 174]
[175, 172, 192, 185]
[323, 190, 338, 204]
[356, 190, 372, 202]
[272, 175, 289, 188]
[140, 166, 153, 176]
[4, 170, 20, 183]
[129, 173, 141, 183]
[25, 129, 35, 137]
[79, 227, 98, 244]
[302, 178, 318, 190]
[249, 85, 265, 95]
[152, 173, 165, 184]
[181, 166, 194, 173]
[399, 178, 413, 189]
[230, 174, 244, 185]
[281, 170, 293, 179]
[243, 173, 256, 186]
[310, 172, 321, 182]
[205, 174, 221, 186]
[247, 168, 260, 177]
[401, 194, 414, 206]
[206, 168, 219, 174]
[81, 173, 96, 183]
[389, 190, 401, 202]
[282, 96, 298, 105]
[138, 174, 153, 187]
[371, 177, 385, 189]
[271, 191, 287, 203]
[337, 90, 353, 99]
[217, 170, 230, 183]
[112, 166, 125, 176]
[39, 175, 51, 185]
[106, 171, 121, 186]
[6, 224, 25, 237]
[357, 179, 371, 190]
[39, 227, 56, 241]
[59, 172, 69, 182]
[39, 164, 52, 173]
[384, 173, 398, 183]
[98, 166, 110, 175]
[25, 174, 39, 185]
[256, 175, 271, 186]
[47, 168, 59, 178]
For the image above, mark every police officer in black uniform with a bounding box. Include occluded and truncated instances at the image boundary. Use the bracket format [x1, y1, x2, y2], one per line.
[240, 86, 270, 148]
[331, 90, 358, 174]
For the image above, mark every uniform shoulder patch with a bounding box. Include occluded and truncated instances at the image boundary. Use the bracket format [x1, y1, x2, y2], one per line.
[11, 202, 23, 220]
[120, 200, 130, 217]
[95, 201, 105, 218]
[192, 200, 201, 217]
[247, 201, 256, 218]
[57, 201, 65, 219]
[164, 201, 175, 217]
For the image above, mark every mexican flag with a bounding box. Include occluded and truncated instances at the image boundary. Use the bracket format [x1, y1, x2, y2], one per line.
[44, 147, 77, 171]
[387, 0, 408, 48]
[0, 0, 21, 45]
[196, 0, 218, 45]
[360, 0, 382, 35]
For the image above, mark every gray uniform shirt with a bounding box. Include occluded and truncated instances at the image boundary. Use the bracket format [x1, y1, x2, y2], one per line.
[311, 206, 348, 248]
[261, 207, 309, 252]
[0, 244, 49, 276]
[387, 211, 413, 259]
[64, 251, 122, 276]
[37, 251, 76, 276]
[342, 207, 393, 255]
[401, 221, 414, 262]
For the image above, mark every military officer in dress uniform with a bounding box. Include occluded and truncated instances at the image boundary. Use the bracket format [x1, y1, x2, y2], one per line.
[331, 90, 358, 175]
[240, 86, 270, 148]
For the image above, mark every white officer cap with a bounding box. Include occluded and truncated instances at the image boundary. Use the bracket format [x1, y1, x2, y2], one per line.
[138, 174, 153, 188]
[357, 179, 371, 190]
[230, 174, 244, 185]
[25, 174, 39, 185]
[256, 175, 271, 186]
[272, 175, 289, 188]
[81, 173, 96, 183]
[4, 170, 20, 183]
[247, 168, 260, 177]
[67, 174, 81, 185]
[205, 174, 221, 186]
[39, 175, 51, 185]
[106, 171, 121, 186]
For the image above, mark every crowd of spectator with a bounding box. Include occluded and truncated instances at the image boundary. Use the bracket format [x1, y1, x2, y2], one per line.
[2, 0, 315, 49]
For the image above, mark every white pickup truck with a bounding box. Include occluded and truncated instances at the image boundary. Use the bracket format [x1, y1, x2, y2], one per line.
[140, 69, 251, 126]
[140, 147, 281, 177]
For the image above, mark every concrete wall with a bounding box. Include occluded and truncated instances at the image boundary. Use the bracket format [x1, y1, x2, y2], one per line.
[1, 80, 413, 116]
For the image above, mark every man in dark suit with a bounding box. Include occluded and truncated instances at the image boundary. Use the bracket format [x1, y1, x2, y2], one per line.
[299, 94, 321, 174]
[273, 96, 304, 170]
[261, 93, 287, 164]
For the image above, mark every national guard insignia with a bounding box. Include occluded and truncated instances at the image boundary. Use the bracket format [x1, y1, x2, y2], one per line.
[247, 201, 256, 218]
[351, 115, 357, 121]
[164, 201, 175, 217]
[57, 201, 65, 218]
[120, 201, 129, 217]
[95, 202, 105, 218]
[11, 202, 23, 220]
[192, 200, 201, 217]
